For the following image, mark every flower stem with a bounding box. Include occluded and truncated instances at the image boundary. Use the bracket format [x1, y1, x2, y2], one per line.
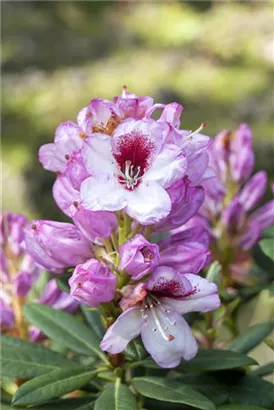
[12, 295, 28, 340]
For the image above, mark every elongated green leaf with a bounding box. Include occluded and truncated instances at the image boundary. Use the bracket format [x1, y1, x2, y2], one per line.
[1, 344, 79, 378]
[12, 367, 97, 406]
[23, 303, 107, 362]
[132, 377, 215, 410]
[218, 406, 266, 410]
[81, 305, 105, 339]
[179, 349, 257, 372]
[251, 361, 274, 377]
[259, 238, 274, 262]
[180, 371, 274, 407]
[229, 322, 274, 354]
[8, 397, 95, 410]
[94, 379, 138, 410]
[125, 337, 147, 361]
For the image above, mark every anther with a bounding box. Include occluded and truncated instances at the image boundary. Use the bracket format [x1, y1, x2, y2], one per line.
[31, 224, 37, 230]
[65, 154, 70, 160]
[73, 201, 79, 209]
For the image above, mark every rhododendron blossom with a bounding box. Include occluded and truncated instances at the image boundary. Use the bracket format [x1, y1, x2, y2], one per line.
[101, 266, 220, 368]
[27, 88, 223, 368]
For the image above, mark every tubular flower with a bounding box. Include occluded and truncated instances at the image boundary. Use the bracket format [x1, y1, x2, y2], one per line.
[100, 266, 220, 368]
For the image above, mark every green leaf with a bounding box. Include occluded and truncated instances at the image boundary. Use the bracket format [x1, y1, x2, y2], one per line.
[56, 276, 70, 293]
[12, 367, 97, 406]
[228, 322, 274, 354]
[132, 377, 215, 410]
[124, 337, 147, 361]
[9, 397, 95, 409]
[259, 238, 274, 262]
[218, 406, 267, 410]
[179, 349, 257, 372]
[179, 371, 274, 407]
[23, 303, 107, 362]
[251, 361, 274, 377]
[94, 379, 138, 410]
[1, 344, 79, 378]
[81, 305, 105, 339]
[206, 261, 222, 286]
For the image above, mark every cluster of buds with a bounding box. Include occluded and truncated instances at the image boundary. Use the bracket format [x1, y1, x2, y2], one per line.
[199, 124, 274, 286]
[26, 87, 221, 367]
[1, 213, 40, 338]
[0, 212, 78, 341]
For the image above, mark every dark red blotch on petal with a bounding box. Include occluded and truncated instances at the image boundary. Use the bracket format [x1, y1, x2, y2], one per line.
[113, 131, 155, 188]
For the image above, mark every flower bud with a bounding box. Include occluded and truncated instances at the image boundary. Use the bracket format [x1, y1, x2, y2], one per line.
[222, 198, 245, 235]
[249, 200, 274, 230]
[25, 221, 93, 273]
[13, 271, 35, 297]
[0, 298, 14, 329]
[238, 171, 267, 211]
[119, 234, 160, 280]
[69, 259, 117, 306]
[1, 213, 28, 256]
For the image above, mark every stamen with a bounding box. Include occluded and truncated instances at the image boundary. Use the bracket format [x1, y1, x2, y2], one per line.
[185, 123, 205, 139]
[116, 160, 144, 190]
[122, 85, 127, 98]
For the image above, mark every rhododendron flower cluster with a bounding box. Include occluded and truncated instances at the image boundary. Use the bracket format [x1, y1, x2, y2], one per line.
[26, 87, 221, 367]
[199, 124, 274, 284]
[1, 213, 40, 337]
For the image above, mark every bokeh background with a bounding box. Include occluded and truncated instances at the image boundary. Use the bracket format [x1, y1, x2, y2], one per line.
[1, 0, 274, 378]
[2, 0, 273, 221]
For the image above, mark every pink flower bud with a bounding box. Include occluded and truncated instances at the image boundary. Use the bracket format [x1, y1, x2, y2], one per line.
[0, 298, 14, 329]
[25, 221, 93, 273]
[238, 171, 267, 211]
[69, 259, 117, 307]
[119, 234, 160, 280]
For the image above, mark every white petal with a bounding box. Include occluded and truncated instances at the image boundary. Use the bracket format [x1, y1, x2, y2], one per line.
[125, 181, 171, 225]
[80, 175, 127, 212]
[82, 134, 115, 175]
[144, 144, 187, 188]
[164, 274, 220, 314]
[100, 307, 142, 354]
[141, 307, 197, 368]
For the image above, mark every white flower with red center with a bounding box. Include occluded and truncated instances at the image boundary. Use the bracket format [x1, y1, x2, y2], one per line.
[80, 119, 188, 225]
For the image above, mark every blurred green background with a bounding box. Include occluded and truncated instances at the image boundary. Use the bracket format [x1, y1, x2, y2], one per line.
[2, 0, 274, 220]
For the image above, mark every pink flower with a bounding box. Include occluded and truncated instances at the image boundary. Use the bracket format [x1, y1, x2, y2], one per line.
[113, 87, 154, 119]
[100, 266, 220, 368]
[39, 121, 85, 173]
[69, 259, 117, 307]
[80, 119, 187, 224]
[119, 234, 160, 280]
